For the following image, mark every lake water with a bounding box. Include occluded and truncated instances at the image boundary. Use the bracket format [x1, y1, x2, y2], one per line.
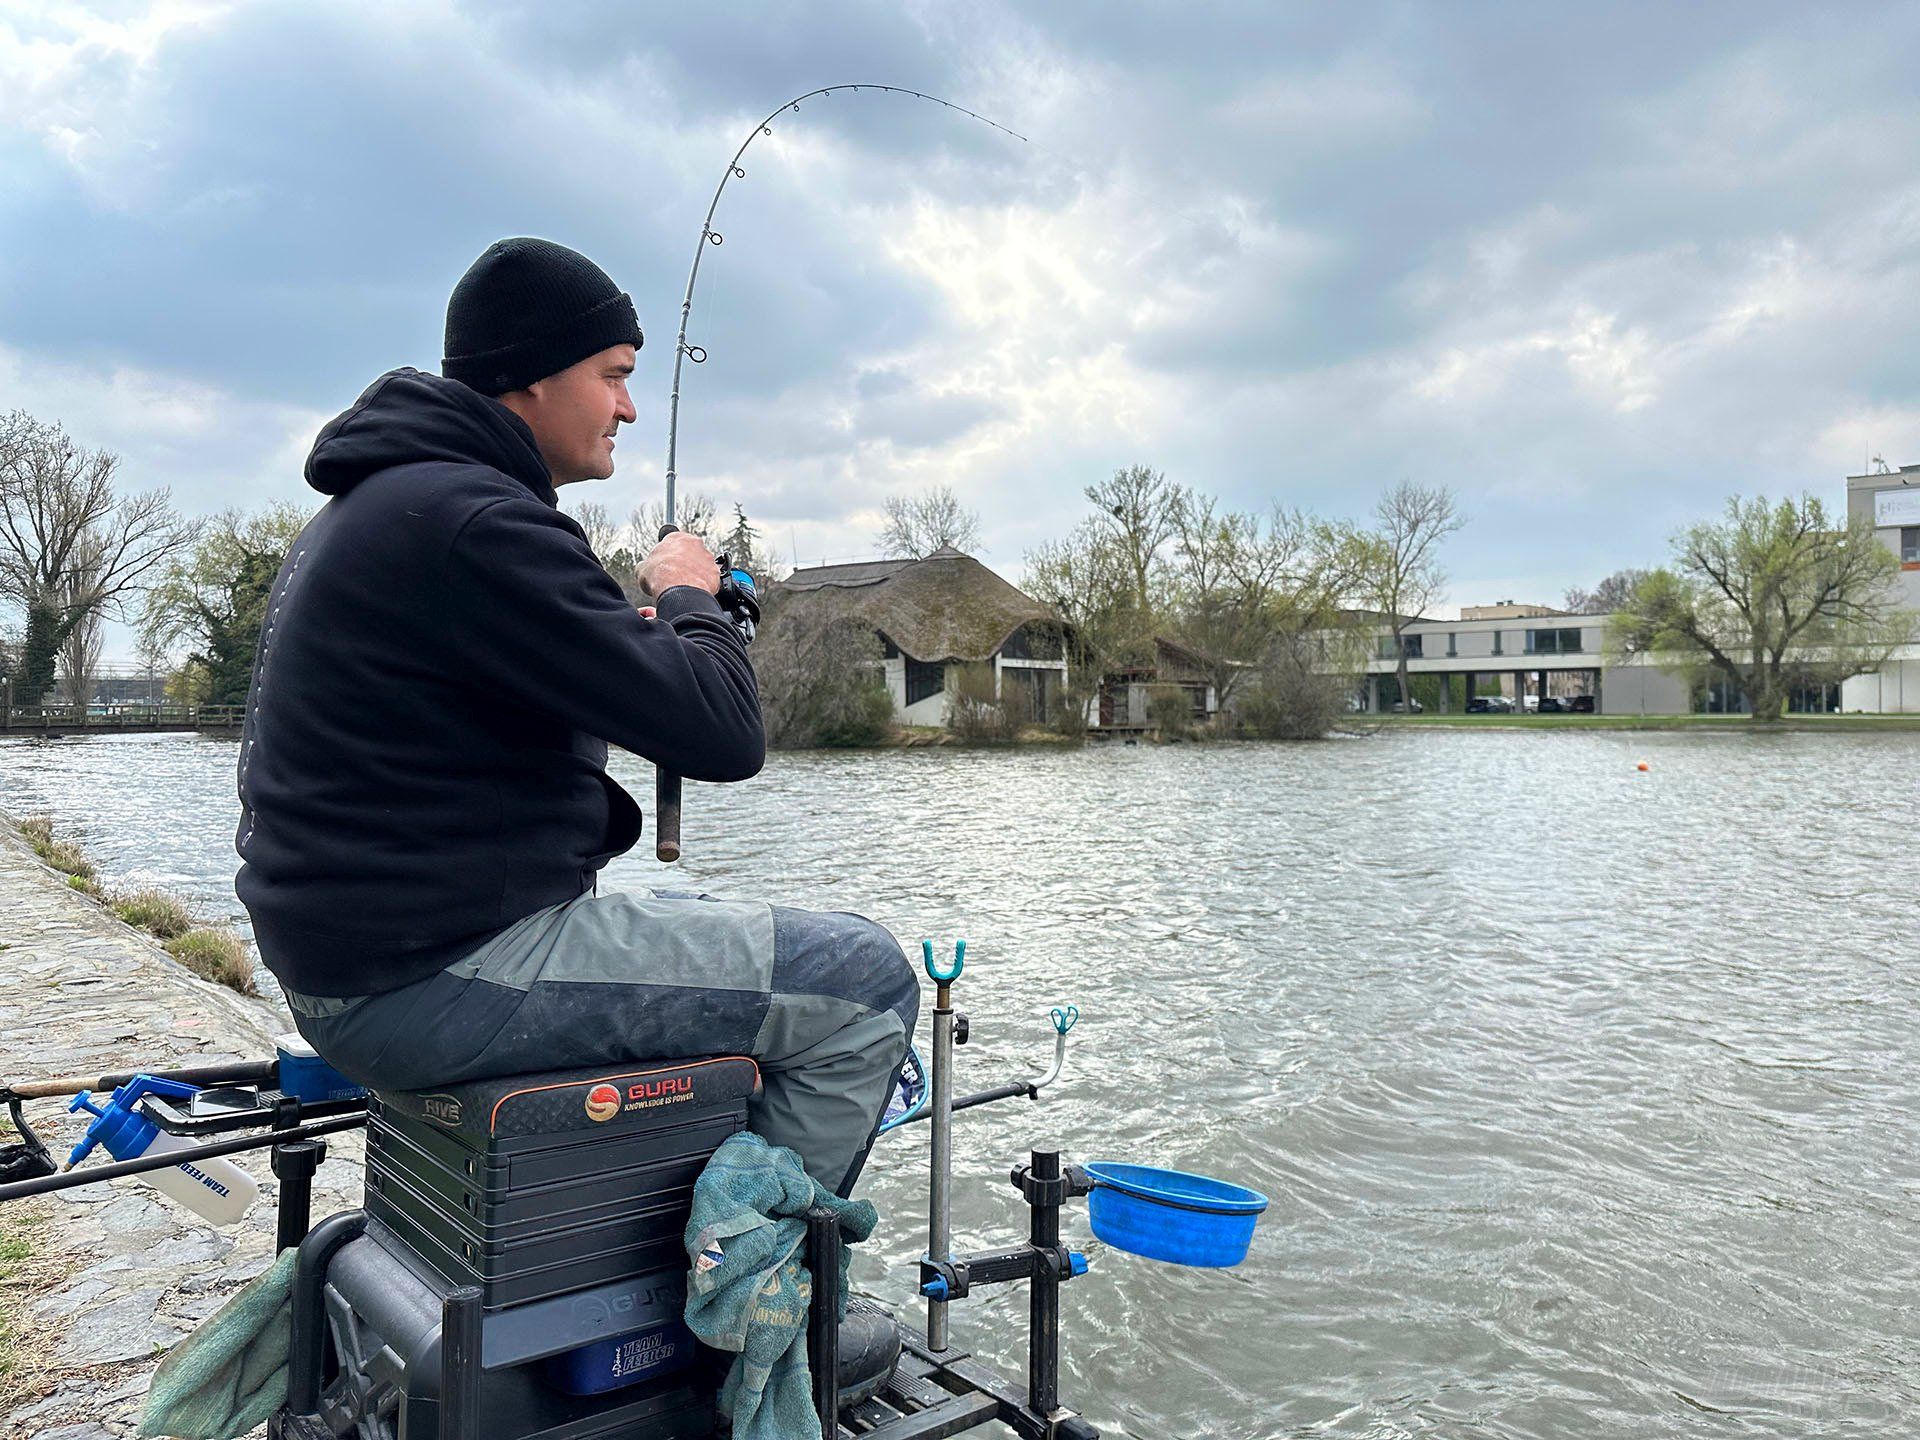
[1, 730, 1915, 1438]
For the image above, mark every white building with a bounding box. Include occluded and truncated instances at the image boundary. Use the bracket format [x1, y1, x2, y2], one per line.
[1358, 611, 1691, 715]
[1841, 462, 1920, 713]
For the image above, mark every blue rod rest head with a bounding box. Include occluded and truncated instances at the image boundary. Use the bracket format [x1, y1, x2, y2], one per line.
[1050, 1005, 1079, 1035]
[922, 939, 964, 983]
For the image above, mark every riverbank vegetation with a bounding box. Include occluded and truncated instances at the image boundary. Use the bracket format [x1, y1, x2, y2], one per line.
[1022, 465, 1414, 741]
[14, 816, 257, 995]
[0, 1205, 49, 1409]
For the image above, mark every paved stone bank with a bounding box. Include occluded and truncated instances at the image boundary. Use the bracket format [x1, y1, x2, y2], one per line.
[0, 815, 363, 1438]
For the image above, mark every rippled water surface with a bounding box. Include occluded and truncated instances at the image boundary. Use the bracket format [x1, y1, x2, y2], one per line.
[2, 730, 1916, 1438]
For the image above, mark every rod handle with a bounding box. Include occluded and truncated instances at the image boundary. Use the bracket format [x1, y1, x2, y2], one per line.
[655, 770, 682, 863]
[652, 520, 685, 866]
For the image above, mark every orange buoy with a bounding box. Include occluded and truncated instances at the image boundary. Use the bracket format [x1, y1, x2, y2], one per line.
[1636, 761, 1650, 772]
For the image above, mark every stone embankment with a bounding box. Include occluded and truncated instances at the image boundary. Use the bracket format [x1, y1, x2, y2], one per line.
[0, 815, 363, 1438]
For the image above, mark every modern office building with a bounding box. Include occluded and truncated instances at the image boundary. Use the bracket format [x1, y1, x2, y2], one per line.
[1841, 462, 1920, 713]
[1358, 611, 1689, 714]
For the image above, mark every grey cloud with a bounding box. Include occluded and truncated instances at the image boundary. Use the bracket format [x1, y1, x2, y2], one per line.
[5, 0, 1920, 628]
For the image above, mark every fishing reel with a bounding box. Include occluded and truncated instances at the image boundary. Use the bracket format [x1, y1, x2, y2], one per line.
[656, 523, 759, 646]
[713, 552, 760, 646]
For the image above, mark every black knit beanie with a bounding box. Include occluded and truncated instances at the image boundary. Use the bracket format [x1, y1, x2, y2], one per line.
[442, 238, 643, 395]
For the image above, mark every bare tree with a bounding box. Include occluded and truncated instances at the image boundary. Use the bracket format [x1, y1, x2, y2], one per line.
[1565, 567, 1651, 616]
[1170, 497, 1373, 713]
[565, 500, 625, 560]
[634, 492, 718, 549]
[0, 410, 196, 707]
[1085, 464, 1182, 613]
[56, 534, 106, 715]
[879, 484, 983, 558]
[1365, 480, 1464, 713]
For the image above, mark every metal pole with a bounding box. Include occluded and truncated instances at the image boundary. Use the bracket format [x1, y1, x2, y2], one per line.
[926, 970, 956, 1351]
[808, 1206, 842, 1433]
[0, 1113, 363, 1204]
[1027, 1149, 1062, 1418]
[440, 1285, 485, 1440]
[270, 1137, 326, 1252]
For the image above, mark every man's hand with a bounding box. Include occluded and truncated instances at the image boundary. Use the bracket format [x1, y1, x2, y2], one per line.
[637, 530, 721, 598]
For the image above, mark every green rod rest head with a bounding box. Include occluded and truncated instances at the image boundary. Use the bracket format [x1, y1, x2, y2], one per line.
[923, 938, 965, 983]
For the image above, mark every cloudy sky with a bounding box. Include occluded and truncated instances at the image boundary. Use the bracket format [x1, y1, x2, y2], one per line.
[5, 1, 1919, 653]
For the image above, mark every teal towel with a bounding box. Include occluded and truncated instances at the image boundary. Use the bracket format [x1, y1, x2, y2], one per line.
[684, 1132, 878, 1440]
[137, 1247, 295, 1438]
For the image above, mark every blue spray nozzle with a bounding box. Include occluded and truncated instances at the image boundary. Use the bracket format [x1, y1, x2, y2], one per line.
[65, 1074, 201, 1169]
[1050, 1005, 1079, 1036]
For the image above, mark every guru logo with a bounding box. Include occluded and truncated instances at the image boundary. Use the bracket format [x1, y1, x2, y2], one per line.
[584, 1083, 622, 1123]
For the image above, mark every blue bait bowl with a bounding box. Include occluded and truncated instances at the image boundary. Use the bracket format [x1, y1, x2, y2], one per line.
[1084, 1162, 1268, 1267]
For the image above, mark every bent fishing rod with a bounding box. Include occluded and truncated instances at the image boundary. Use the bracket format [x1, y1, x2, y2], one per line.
[652, 83, 1025, 862]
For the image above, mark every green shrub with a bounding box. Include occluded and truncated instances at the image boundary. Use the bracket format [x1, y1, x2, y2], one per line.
[815, 683, 896, 748]
[1146, 684, 1195, 741]
[1237, 649, 1349, 740]
[164, 928, 258, 996]
[947, 663, 1017, 742]
[111, 888, 194, 940]
[755, 606, 894, 749]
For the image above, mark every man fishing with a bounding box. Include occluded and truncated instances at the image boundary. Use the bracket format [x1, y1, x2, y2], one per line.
[232, 239, 917, 1382]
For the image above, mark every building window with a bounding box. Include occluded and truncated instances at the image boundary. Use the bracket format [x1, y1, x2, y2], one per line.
[1492, 631, 1503, 656]
[905, 657, 944, 707]
[1903, 527, 1920, 567]
[1526, 627, 1584, 655]
[1378, 634, 1424, 660]
[1447, 632, 1457, 657]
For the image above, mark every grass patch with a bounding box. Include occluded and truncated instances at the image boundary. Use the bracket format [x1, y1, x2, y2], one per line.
[17, 813, 255, 993]
[109, 888, 194, 940]
[165, 928, 258, 996]
[0, 1209, 50, 1406]
[16, 815, 96, 883]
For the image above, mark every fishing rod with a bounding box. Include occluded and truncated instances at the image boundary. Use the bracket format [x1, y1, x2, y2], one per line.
[653, 83, 1027, 862]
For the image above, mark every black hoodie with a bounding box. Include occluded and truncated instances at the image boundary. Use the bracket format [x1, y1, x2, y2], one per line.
[234, 369, 764, 997]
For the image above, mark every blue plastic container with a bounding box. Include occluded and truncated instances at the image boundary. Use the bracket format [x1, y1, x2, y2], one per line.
[274, 1034, 366, 1104]
[542, 1318, 697, 1396]
[1084, 1162, 1269, 1267]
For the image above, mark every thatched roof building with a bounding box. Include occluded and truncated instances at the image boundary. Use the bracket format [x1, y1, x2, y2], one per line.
[777, 547, 1065, 663]
[773, 547, 1070, 723]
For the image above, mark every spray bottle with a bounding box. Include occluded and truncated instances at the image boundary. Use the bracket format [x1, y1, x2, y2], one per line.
[66, 1075, 257, 1226]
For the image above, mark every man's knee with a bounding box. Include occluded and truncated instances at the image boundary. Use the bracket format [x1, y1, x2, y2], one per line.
[771, 907, 921, 1039]
[841, 914, 919, 1040]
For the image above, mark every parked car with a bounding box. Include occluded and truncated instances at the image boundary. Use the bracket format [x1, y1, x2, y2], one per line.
[1537, 696, 1568, 714]
[1389, 699, 1424, 713]
[1465, 696, 1513, 713]
[1567, 695, 1596, 713]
